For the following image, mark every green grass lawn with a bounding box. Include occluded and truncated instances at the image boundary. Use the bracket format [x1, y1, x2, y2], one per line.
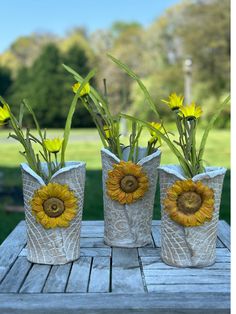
[0, 128, 230, 244]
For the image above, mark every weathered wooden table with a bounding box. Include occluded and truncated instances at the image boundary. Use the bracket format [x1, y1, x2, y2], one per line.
[0, 220, 230, 313]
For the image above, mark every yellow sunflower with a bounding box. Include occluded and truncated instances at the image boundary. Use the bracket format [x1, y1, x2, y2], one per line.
[164, 180, 214, 227]
[178, 102, 202, 120]
[106, 161, 149, 205]
[31, 183, 78, 229]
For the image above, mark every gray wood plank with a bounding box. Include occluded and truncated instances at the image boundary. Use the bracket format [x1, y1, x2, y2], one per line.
[216, 237, 225, 248]
[88, 257, 110, 293]
[82, 221, 104, 226]
[112, 248, 145, 293]
[0, 293, 230, 314]
[141, 259, 230, 270]
[66, 257, 92, 293]
[147, 283, 230, 293]
[152, 220, 161, 226]
[81, 226, 104, 238]
[80, 237, 109, 248]
[0, 257, 31, 293]
[152, 225, 161, 247]
[80, 247, 111, 257]
[19, 247, 111, 258]
[145, 274, 230, 285]
[218, 220, 231, 250]
[138, 247, 161, 257]
[19, 264, 51, 293]
[0, 221, 27, 282]
[144, 268, 230, 277]
[43, 263, 71, 293]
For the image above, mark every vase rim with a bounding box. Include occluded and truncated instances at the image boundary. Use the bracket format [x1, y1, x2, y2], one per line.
[101, 147, 161, 164]
[158, 164, 227, 181]
[21, 161, 86, 185]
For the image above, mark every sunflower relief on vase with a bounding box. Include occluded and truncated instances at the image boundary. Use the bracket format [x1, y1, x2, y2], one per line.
[101, 147, 161, 248]
[159, 165, 226, 267]
[21, 162, 86, 265]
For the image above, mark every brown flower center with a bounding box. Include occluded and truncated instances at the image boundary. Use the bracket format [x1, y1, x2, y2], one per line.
[120, 175, 139, 193]
[177, 191, 202, 214]
[43, 197, 65, 218]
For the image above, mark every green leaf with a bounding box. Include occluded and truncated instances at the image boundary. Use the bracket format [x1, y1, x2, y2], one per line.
[61, 68, 96, 165]
[19, 102, 25, 127]
[107, 54, 160, 118]
[120, 113, 193, 177]
[198, 95, 230, 168]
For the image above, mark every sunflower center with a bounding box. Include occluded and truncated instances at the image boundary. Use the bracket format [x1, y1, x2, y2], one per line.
[120, 175, 139, 193]
[43, 197, 65, 218]
[177, 191, 202, 214]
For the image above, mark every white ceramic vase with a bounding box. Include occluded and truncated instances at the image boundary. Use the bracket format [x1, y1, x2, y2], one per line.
[101, 147, 161, 248]
[21, 161, 86, 265]
[159, 165, 227, 267]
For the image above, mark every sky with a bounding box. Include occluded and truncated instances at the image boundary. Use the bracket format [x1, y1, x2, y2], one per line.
[0, 0, 181, 53]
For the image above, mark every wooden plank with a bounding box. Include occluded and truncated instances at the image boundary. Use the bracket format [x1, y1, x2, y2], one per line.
[19, 264, 51, 293]
[82, 221, 104, 226]
[139, 247, 230, 261]
[138, 247, 161, 257]
[88, 257, 110, 293]
[152, 220, 161, 226]
[0, 221, 27, 282]
[80, 237, 109, 248]
[66, 257, 92, 293]
[145, 274, 230, 285]
[147, 284, 230, 293]
[217, 238, 225, 248]
[141, 259, 230, 270]
[144, 269, 230, 277]
[0, 257, 31, 293]
[218, 220, 231, 250]
[43, 263, 71, 293]
[112, 248, 145, 293]
[80, 226, 104, 238]
[0, 293, 230, 314]
[151, 226, 161, 247]
[19, 247, 111, 258]
[80, 247, 111, 257]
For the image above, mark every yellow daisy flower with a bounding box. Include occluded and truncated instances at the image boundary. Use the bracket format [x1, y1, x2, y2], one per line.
[164, 180, 214, 227]
[0, 104, 10, 126]
[178, 102, 203, 120]
[43, 138, 63, 153]
[106, 161, 149, 204]
[31, 183, 78, 229]
[148, 122, 164, 145]
[72, 82, 90, 96]
[161, 93, 184, 111]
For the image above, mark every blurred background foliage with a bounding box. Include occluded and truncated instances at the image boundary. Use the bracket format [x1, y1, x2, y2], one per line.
[0, 0, 230, 128]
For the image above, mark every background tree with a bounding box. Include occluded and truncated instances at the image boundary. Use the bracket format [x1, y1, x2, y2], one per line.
[0, 66, 12, 96]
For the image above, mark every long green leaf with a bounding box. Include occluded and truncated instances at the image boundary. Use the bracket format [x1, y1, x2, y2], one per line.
[107, 54, 160, 118]
[61, 69, 96, 165]
[120, 113, 192, 177]
[198, 95, 230, 167]
[63, 64, 110, 111]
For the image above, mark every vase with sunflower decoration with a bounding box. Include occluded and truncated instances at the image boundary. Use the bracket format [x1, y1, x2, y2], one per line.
[64, 64, 161, 247]
[0, 72, 94, 264]
[107, 55, 230, 267]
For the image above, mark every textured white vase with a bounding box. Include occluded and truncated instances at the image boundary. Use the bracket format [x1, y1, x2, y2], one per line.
[101, 147, 161, 248]
[21, 161, 86, 265]
[159, 165, 227, 267]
